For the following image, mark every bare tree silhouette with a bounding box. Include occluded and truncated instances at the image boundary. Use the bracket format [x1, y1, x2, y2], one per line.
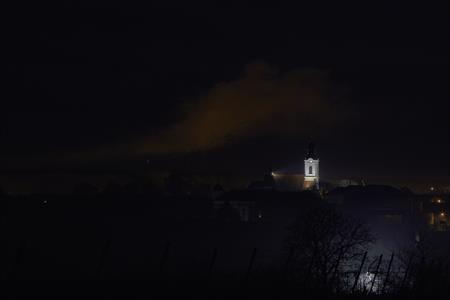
[285, 207, 375, 292]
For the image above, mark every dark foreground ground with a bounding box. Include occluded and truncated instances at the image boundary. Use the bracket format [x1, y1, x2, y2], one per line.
[1, 195, 449, 299]
[0, 280, 426, 300]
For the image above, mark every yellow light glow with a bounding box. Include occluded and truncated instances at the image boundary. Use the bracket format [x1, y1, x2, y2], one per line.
[440, 212, 445, 217]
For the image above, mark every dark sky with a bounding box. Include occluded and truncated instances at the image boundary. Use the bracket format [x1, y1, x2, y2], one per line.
[2, 2, 449, 192]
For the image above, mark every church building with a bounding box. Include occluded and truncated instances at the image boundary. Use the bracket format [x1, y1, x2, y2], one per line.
[303, 142, 319, 190]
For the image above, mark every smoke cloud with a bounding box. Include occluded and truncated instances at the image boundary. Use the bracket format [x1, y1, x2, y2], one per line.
[137, 61, 348, 154]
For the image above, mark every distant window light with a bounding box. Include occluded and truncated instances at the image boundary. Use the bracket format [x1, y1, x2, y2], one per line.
[432, 198, 445, 204]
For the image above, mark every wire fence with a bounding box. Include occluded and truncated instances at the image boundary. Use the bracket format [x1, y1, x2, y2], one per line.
[4, 238, 448, 299]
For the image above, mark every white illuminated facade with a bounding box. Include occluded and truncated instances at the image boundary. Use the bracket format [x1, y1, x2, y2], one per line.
[304, 158, 319, 190]
[303, 142, 319, 190]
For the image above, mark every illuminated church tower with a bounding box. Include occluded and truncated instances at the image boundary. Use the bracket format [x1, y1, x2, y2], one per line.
[303, 142, 319, 190]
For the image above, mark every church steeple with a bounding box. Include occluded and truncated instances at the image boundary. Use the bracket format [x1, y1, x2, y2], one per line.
[304, 141, 320, 190]
[306, 141, 318, 159]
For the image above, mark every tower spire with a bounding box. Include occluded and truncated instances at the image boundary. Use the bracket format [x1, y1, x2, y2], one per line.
[306, 140, 317, 159]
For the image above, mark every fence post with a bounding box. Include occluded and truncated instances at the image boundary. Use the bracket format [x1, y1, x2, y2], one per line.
[8, 241, 26, 280]
[382, 252, 394, 294]
[330, 249, 344, 292]
[401, 253, 414, 290]
[351, 251, 367, 294]
[159, 241, 171, 275]
[369, 254, 383, 294]
[243, 248, 257, 285]
[282, 246, 294, 281]
[305, 249, 317, 286]
[95, 239, 111, 280]
[207, 247, 218, 281]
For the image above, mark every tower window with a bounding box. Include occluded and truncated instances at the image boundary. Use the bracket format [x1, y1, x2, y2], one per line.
[309, 166, 313, 175]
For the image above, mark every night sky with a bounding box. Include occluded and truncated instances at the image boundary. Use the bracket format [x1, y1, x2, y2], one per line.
[2, 2, 449, 193]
